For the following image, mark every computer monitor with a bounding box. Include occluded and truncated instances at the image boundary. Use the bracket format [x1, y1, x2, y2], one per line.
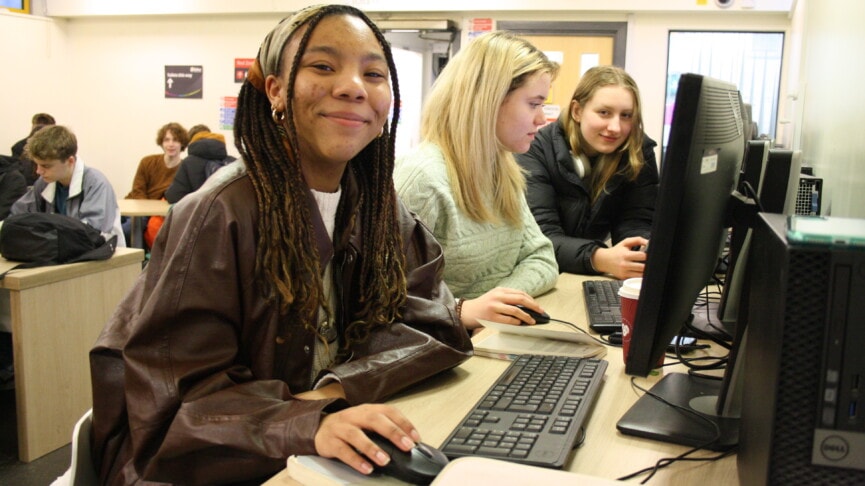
[715, 146, 802, 330]
[624, 73, 745, 377]
[615, 73, 746, 449]
[741, 102, 759, 141]
[760, 148, 802, 215]
[741, 139, 772, 196]
[712, 139, 772, 332]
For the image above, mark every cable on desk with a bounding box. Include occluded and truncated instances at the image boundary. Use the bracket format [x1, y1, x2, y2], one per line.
[674, 338, 728, 372]
[548, 317, 611, 347]
[617, 377, 737, 483]
[689, 284, 733, 347]
[552, 318, 716, 371]
[549, 313, 724, 372]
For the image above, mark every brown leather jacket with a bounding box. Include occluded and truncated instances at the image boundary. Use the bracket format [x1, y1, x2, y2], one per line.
[90, 165, 473, 485]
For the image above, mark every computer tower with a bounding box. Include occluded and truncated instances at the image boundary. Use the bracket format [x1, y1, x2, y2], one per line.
[738, 213, 865, 485]
[796, 174, 823, 216]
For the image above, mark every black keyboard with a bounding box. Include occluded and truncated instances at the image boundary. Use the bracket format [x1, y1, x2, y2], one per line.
[439, 354, 607, 469]
[582, 279, 624, 334]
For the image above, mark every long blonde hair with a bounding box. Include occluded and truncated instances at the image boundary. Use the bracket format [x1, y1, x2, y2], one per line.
[421, 31, 558, 226]
[560, 65, 645, 203]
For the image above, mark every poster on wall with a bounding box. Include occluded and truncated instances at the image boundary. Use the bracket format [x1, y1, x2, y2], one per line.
[235, 58, 254, 83]
[165, 65, 203, 99]
[468, 18, 493, 40]
[220, 96, 237, 130]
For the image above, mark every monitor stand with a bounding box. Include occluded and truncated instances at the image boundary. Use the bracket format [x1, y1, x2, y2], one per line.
[615, 373, 739, 451]
[687, 302, 735, 341]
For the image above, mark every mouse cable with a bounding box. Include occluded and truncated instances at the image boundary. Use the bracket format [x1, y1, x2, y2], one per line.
[618, 377, 735, 483]
[548, 318, 610, 347]
[548, 318, 707, 373]
[599, 333, 622, 348]
[623, 448, 736, 484]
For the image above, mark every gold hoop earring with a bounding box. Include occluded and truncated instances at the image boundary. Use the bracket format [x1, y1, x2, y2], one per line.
[271, 106, 285, 124]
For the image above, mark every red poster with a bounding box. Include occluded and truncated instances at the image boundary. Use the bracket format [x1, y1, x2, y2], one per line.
[235, 58, 255, 83]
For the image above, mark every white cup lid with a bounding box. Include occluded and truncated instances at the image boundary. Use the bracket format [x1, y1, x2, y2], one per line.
[618, 277, 642, 299]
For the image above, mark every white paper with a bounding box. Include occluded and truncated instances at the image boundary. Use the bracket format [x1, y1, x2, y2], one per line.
[477, 319, 600, 346]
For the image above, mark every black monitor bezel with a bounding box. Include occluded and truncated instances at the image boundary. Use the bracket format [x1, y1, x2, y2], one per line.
[624, 73, 746, 377]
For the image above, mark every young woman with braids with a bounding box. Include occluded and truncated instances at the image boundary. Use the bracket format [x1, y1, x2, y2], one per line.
[516, 65, 659, 279]
[88, 6, 471, 484]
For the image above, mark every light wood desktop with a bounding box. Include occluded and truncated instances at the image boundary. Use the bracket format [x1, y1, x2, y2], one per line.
[118, 198, 170, 249]
[0, 247, 144, 462]
[265, 273, 737, 485]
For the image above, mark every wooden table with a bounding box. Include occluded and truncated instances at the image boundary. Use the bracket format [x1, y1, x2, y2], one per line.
[0, 248, 144, 461]
[118, 199, 170, 249]
[265, 273, 738, 484]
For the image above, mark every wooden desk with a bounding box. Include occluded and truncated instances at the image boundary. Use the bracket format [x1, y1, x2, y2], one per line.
[265, 273, 737, 484]
[0, 248, 144, 462]
[118, 199, 170, 249]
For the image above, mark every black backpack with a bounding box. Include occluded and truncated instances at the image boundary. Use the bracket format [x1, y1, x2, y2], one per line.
[0, 213, 117, 277]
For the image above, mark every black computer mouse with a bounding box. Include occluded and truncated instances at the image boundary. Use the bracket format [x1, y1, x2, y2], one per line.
[515, 304, 551, 324]
[367, 432, 449, 485]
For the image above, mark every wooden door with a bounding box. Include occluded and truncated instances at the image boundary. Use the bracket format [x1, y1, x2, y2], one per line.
[519, 35, 615, 123]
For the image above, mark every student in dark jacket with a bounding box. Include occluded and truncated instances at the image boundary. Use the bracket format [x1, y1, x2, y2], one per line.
[164, 131, 236, 203]
[11, 113, 56, 186]
[0, 155, 26, 220]
[516, 65, 659, 279]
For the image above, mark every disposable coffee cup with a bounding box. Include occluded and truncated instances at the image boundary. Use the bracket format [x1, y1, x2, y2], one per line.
[618, 278, 663, 368]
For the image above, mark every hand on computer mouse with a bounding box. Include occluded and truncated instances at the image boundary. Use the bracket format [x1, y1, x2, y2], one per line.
[515, 304, 550, 324]
[366, 431, 449, 485]
[458, 287, 542, 329]
[313, 403, 421, 476]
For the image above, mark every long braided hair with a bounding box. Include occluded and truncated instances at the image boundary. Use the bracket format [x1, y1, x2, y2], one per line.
[234, 5, 406, 348]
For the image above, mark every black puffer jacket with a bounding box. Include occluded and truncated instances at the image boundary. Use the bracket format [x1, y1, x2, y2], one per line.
[516, 120, 659, 275]
[0, 155, 27, 220]
[165, 137, 237, 203]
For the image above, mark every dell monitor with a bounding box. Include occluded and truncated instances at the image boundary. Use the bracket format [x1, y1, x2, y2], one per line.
[760, 148, 802, 216]
[711, 139, 771, 333]
[691, 138, 772, 339]
[715, 146, 802, 331]
[615, 73, 746, 449]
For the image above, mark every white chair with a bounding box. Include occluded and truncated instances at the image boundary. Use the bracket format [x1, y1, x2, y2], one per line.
[51, 408, 98, 486]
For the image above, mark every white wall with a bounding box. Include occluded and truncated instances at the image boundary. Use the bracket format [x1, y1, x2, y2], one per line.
[60, 14, 275, 197]
[0, 12, 70, 149]
[40, 0, 795, 16]
[794, 0, 865, 218]
[0, 7, 793, 201]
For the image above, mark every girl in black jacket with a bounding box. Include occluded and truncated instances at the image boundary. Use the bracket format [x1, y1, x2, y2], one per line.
[517, 65, 659, 279]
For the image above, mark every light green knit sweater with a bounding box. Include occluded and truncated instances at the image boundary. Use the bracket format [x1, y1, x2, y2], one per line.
[394, 143, 559, 299]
